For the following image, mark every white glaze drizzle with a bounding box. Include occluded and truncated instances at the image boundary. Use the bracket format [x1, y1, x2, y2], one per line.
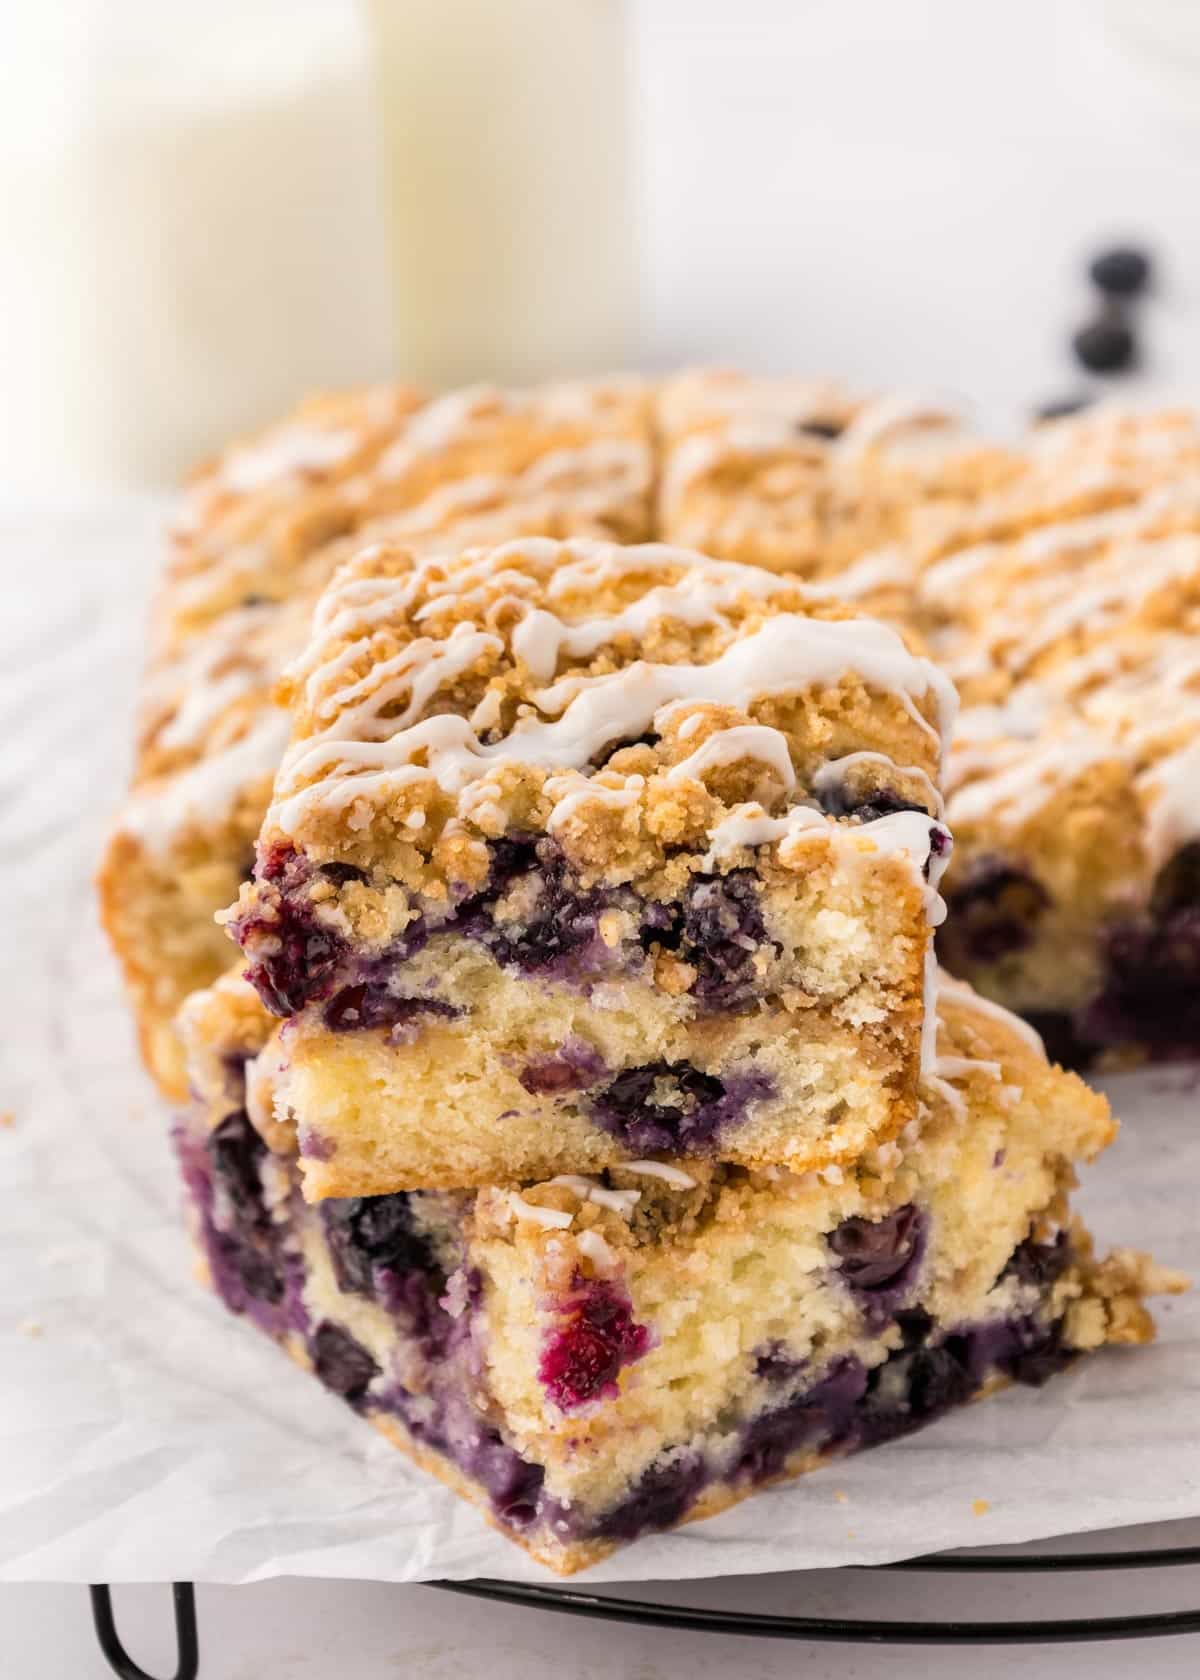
[221, 424, 359, 495]
[620, 1159, 698, 1188]
[273, 541, 956, 841]
[1142, 734, 1200, 871]
[834, 392, 964, 462]
[549, 1175, 642, 1216]
[575, 1229, 618, 1272]
[507, 1193, 574, 1230]
[935, 971, 1047, 1056]
[702, 801, 827, 865]
[935, 1055, 1002, 1082]
[121, 708, 292, 854]
[812, 750, 944, 818]
[666, 726, 797, 792]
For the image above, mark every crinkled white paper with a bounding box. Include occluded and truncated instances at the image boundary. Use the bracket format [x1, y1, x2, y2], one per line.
[0, 502, 1197, 1587]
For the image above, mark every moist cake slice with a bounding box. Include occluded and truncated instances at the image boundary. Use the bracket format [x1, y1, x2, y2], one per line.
[226, 536, 956, 1194]
[176, 968, 1179, 1575]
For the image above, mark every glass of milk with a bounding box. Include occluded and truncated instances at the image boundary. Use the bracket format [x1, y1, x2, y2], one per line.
[2, 3, 394, 493]
[365, 0, 638, 388]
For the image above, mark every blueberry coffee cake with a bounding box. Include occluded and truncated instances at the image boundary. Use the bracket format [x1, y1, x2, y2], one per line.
[99, 378, 656, 1096]
[225, 535, 956, 1194]
[176, 966, 1178, 1574]
[913, 412, 1200, 1065]
[655, 369, 1020, 589]
[100, 372, 1200, 1106]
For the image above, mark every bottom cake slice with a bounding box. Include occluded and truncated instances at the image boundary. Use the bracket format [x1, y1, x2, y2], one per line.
[176, 970, 1180, 1574]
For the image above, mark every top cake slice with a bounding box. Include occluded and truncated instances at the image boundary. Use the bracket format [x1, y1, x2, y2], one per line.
[227, 536, 955, 1194]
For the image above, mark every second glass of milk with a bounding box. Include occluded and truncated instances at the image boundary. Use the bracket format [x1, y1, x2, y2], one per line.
[366, 0, 638, 388]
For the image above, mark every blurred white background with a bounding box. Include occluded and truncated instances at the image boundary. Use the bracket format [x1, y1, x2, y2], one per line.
[636, 0, 1200, 422]
[7, 0, 1200, 496]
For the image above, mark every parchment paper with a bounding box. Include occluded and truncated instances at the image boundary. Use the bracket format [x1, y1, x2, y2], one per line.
[0, 501, 1196, 1586]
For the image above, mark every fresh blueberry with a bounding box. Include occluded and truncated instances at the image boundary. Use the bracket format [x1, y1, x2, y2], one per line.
[1072, 311, 1137, 375]
[1088, 245, 1151, 299]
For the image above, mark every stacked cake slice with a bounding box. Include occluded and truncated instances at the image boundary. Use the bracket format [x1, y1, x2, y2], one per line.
[224, 537, 956, 1193]
[165, 533, 1175, 1570]
[176, 958, 1166, 1572]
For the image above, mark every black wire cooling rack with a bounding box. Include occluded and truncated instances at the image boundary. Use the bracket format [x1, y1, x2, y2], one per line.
[88, 1537, 1200, 1678]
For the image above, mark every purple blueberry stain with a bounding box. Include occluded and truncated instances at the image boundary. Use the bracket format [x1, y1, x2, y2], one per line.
[589, 1060, 775, 1153]
[321, 983, 460, 1036]
[322, 1193, 440, 1300]
[175, 1114, 306, 1336]
[591, 1453, 706, 1542]
[519, 1038, 608, 1096]
[383, 1385, 548, 1530]
[1031, 843, 1200, 1068]
[234, 844, 350, 1016]
[240, 837, 790, 1033]
[463, 837, 614, 974]
[734, 1357, 868, 1483]
[676, 870, 772, 1006]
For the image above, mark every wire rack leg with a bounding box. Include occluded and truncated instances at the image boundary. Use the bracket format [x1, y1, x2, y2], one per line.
[89, 1584, 199, 1680]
